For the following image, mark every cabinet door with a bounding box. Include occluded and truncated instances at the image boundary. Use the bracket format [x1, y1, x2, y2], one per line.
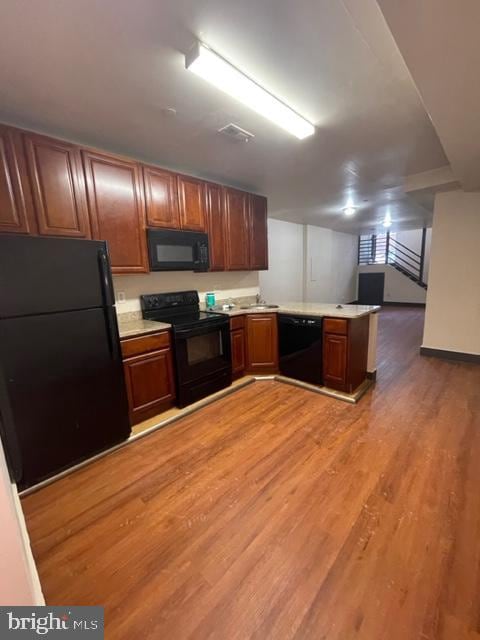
[224, 187, 250, 270]
[0, 125, 35, 234]
[24, 132, 90, 238]
[123, 348, 175, 424]
[245, 314, 278, 373]
[83, 150, 148, 273]
[143, 165, 180, 229]
[231, 328, 246, 378]
[323, 333, 348, 387]
[177, 174, 206, 231]
[249, 194, 268, 270]
[206, 182, 226, 271]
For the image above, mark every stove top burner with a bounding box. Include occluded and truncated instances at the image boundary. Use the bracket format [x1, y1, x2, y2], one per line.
[140, 290, 227, 330]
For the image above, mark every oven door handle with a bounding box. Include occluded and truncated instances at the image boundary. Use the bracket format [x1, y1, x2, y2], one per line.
[175, 322, 228, 338]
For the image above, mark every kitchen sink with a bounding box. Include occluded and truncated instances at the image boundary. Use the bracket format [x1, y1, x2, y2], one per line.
[239, 304, 280, 310]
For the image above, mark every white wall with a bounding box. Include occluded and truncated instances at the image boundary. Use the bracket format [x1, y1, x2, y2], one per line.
[0, 440, 44, 605]
[305, 226, 358, 304]
[259, 219, 304, 302]
[357, 264, 427, 304]
[114, 271, 259, 313]
[423, 191, 480, 355]
[395, 229, 423, 255]
[423, 228, 432, 283]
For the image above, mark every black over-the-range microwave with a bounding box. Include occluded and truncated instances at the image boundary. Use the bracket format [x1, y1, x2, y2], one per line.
[147, 229, 209, 272]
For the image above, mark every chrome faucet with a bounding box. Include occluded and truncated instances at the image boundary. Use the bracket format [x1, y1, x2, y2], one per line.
[256, 293, 266, 304]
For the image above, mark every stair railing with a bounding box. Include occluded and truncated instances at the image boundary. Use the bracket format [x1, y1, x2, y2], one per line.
[358, 232, 426, 287]
[387, 237, 422, 281]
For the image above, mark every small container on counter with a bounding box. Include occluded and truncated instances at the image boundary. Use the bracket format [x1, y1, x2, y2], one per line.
[205, 292, 216, 309]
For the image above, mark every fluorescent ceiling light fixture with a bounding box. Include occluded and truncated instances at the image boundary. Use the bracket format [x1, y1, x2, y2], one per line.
[383, 211, 392, 228]
[343, 206, 356, 216]
[186, 42, 315, 140]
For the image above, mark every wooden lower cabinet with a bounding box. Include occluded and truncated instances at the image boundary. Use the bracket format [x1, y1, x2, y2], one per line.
[230, 313, 279, 377]
[231, 328, 246, 379]
[323, 334, 348, 386]
[323, 316, 369, 392]
[245, 313, 278, 374]
[121, 332, 175, 425]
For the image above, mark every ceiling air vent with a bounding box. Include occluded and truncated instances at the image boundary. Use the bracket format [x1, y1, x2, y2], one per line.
[218, 123, 255, 143]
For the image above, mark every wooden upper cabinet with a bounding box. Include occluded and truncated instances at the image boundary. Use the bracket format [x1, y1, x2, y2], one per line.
[143, 165, 180, 229]
[249, 194, 268, 270]
[23, 132, 90, 238]
[224, 187, 250, 270]
[205, 182, 225, 271]
[83, 150, 148, 273]
[0, 125, 35, 235]
[177, 174, 206, 232]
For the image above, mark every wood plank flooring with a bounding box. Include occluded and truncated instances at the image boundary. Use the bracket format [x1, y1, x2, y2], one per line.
[22, 307, 480, 639]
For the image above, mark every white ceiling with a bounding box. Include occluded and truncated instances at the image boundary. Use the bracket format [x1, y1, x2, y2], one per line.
[377, 0, 480, 192]
[0, 0, 449, 233]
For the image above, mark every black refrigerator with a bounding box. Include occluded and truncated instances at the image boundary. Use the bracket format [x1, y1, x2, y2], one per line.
[0, 235, 131, 490]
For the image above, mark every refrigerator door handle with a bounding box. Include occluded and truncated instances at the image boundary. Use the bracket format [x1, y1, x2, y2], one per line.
[98, 247, 115, 307]
[103, 306, 122, 362]
[0, 369, 23, 484]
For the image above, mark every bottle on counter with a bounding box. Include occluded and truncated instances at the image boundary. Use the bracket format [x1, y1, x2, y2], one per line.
[205, 292, 216, 309]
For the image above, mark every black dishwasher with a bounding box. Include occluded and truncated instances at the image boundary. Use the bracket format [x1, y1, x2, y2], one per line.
[278, 314, 323, 385]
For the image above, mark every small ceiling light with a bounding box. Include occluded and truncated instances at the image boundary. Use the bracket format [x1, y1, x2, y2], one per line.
[343, 206, 356, 216]
[383, 211, 392, 228]
[185, 42, 315, 140]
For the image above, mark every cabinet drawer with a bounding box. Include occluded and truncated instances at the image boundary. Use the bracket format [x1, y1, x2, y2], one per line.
[230, 315, 245, 331]
[121, 331, 171, 358]
[323, 318, 348, 335]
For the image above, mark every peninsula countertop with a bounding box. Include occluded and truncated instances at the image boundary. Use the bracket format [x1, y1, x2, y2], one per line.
[215, 302, 380, 319]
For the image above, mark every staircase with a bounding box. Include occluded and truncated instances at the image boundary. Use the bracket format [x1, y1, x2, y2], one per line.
[358, 232, 428, 290]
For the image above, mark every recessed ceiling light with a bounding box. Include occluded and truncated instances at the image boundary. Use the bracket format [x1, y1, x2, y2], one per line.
[383, 211, 392, 228]
[343, 206, 356, 216]
[185, 42, 315, 140]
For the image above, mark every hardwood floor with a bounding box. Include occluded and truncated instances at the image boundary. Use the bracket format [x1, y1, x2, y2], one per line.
[22, 307, 480, 639]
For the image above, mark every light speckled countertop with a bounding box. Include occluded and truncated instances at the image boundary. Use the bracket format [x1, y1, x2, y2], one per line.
[216, 302, 380, 319]
[117, 316, 171, 339]
[117, 302, 380, 339]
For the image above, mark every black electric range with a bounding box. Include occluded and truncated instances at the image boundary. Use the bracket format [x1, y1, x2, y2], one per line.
[141, 291, 232, 407]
